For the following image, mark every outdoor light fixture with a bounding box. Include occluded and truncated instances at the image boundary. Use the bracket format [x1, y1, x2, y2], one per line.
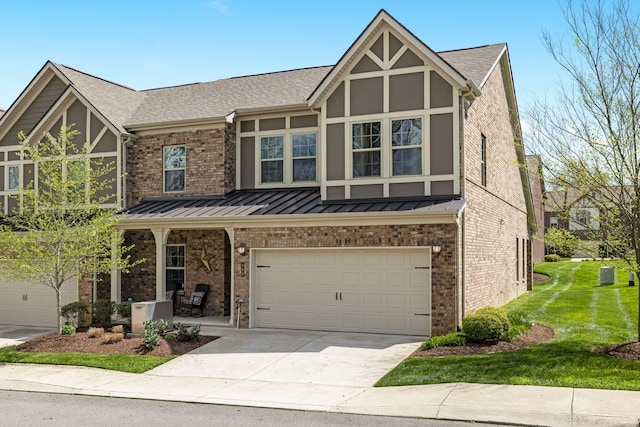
[432, 241, 442, 257]
[237, 243, 247, 256]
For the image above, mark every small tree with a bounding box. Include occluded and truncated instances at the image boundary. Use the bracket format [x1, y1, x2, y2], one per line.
[544, 227, 579, 258]
[0, 126, 138, 334]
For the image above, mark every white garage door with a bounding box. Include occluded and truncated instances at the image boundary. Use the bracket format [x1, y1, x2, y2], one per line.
[0, 279, 78, 327]
[254, 248, 431, 335]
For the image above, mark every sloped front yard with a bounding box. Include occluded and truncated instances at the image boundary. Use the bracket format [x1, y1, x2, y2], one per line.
[378, 261, 640, 390]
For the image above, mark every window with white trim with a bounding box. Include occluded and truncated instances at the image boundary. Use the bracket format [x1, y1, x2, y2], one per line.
[292, 133, 316, 181]
[260, 136, 284, 182]
[257, 132, 317, 184]
[8, 165, 19, 190]
[352, 121, 381, 177]
[391, 118, 422, 175]
[163, 145, 185, 192]
[165, 245, 185, 292]
[480, 134, 487, 186]
[351, 117, 424, 178]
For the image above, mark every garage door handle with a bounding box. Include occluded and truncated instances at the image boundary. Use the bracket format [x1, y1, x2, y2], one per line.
[335, 292, 342, 301]
[414, 266, 431, 269]
[257, 265, 270, 268]
[414, 313, 430, 316]
[257, 307, 270, 310]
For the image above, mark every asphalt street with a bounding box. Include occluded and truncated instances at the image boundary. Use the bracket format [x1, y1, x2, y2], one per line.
[1, 390, 506, 427]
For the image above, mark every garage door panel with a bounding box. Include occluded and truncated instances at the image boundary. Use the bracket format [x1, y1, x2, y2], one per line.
[255, 249, 430, 336]
[0, 279, 78, 327]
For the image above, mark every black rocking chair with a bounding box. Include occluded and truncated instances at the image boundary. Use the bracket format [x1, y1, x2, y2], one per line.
[180, 283, 210, 317]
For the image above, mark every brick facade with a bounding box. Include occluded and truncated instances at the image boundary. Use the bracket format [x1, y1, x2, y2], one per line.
[126, 126, 236, 206]
[461, 58, 530, 315]
[233, 223, 458, 335]
[120, 229, 230, 317]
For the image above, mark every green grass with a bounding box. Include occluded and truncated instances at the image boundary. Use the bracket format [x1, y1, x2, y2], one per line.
[377, 260, 640, 390]
[0, 346, 174, 373]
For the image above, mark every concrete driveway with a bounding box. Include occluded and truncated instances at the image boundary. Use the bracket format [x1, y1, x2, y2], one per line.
[0, 325, 55, 348]
[149, 327, 423, 387]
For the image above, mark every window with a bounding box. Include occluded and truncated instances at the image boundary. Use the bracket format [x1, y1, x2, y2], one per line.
[352, 121, 381, 177]
[260, 136, 284, 182]
[165, 245, 185, 292]
[480, 134, 487, 186]
[164, 146, 185, 192]
[8, 166, 19, 190]
[516, 238, 520, 281]
[392, 118, 422, 175]
[549, 216, 558, 227]
[292, 133, 316, 181]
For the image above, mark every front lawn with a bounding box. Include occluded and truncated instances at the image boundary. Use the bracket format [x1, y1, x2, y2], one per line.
[377, 260, 640, 390]
[0, 347, 173, 373]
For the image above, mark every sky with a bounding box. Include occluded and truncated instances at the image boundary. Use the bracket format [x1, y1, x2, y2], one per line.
[0, 0, 585, 114]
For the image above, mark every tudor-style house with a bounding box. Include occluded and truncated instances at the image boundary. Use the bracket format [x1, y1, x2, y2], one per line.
[0, 10, 535, 336]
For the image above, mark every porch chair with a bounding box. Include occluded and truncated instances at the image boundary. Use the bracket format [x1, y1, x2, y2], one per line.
[180, 283, 210, 317]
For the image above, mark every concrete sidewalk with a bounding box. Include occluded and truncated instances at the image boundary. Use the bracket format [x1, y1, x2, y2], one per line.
[0, 362, 637, 426]
[0, 324, 638, 426]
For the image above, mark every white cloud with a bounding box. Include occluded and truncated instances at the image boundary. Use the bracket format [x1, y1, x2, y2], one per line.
[211, 2, 229, 13]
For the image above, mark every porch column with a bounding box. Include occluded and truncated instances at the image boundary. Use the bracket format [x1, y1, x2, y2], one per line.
[225, 226, 235, 326]
[151, 228, 170, 301]
[110, 230, 124, 303]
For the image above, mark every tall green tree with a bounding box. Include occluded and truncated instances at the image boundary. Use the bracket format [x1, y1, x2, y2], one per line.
[0, 126, 137, 334]
[528, 0, 640, 339]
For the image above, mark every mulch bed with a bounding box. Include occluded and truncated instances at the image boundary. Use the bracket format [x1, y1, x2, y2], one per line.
[412, 324, 555, 357]
[16, 328, 218, 357]
[592, 342, 640, 360]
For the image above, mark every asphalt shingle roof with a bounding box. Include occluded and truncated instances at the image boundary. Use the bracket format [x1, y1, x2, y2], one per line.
[126, 66, 332, 127]
[46, 42, 506, 133]
[53, 64, 146, 135]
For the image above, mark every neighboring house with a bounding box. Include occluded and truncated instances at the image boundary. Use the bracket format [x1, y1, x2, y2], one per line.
[526, 155, 545, 266]
[0, 10, 535, 335]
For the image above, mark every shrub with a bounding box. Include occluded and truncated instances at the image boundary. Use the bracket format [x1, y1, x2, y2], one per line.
[142, 321, 160, 349]
[115, 301, 131, 319]
[422, 332, 466, 349]
[93, 299, 116, 326]
[60, 324, 76, 335]
[103, 333, 124, 344]
[164, 333, 177, 341]
[462, 307, 510, 344]
[544, 254, 561, 262]
[175, 323, 201, 342]
[61, 301, 90, 326]
[112, 325, 124, 334]
[87, 327, 105, 338]
[507, 310, 534, 328]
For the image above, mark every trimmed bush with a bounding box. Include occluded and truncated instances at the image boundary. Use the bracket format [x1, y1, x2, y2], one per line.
[61, 301, 90, 327]
[462, 307, 510, 344]
[115, 301, 131, 319]
[93, 299, 116, 326]
[112, 325, 124, 334]
[103, 333, 124, 344]
[87, 327, 105, 338]
[544, 254, 561, 262]
[141, 319, 169, 349]
[175, 322, 201, 342]
[422, 332, 466, 349]
[60, 324, 76, 335]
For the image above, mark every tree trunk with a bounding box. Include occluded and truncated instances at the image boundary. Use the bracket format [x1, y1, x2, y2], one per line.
[55, 287, 62, 335]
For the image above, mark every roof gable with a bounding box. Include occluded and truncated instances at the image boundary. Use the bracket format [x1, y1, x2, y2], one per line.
[308, 9, 474, 107]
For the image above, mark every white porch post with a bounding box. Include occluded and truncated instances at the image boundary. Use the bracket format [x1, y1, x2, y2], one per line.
[225, 226, 235, 326]
[110, 230, 124, 303]
[151, 228, 170, 301]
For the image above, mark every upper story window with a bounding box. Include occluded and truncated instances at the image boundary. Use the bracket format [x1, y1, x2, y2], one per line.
[260, 136, 284, 182]
[480, 134, 487, 186]
[392, 118, 422, 175]
[259, 133, 317, 184]
[352, 122, 381, 177]
[163, 145, 185, 192]
[352, 117, 423, 178]
[549, 216, 558, 227]
[8, 166, 19, 190]
[292, 133, 316, 181]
